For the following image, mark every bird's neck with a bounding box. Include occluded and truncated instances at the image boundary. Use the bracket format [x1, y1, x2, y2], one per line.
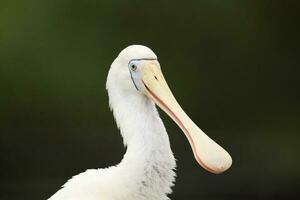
[109, 89, 176, 199]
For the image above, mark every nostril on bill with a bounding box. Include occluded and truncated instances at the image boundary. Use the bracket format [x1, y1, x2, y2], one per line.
[154, 76, 158, 80]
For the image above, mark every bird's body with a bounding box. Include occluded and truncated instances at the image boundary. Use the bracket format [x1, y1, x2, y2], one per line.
[49, 82, 176, 200]
[49, 45, 232, 200]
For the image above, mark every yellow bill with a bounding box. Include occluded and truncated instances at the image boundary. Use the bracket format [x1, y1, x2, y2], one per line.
[141, 63, 232, 174]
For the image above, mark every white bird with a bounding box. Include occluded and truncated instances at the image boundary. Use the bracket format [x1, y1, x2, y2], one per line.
[48, 45, 232, 200]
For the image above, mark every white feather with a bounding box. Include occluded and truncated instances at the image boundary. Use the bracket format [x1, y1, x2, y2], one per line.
[48, 45, 177, 200]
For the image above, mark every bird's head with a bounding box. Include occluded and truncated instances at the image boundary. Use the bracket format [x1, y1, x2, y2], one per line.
[107, 45, 232, 174]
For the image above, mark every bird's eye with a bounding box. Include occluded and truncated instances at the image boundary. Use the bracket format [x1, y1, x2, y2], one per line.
[130, 64, 137, 71]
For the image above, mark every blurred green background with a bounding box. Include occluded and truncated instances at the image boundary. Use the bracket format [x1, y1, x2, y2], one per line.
[0, 0, 299, 199]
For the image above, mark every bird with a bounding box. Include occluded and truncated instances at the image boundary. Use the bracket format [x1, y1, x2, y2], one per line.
[48, 45, 232, 200]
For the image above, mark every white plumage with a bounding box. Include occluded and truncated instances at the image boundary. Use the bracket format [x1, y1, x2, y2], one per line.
[48, 45, 232, 200]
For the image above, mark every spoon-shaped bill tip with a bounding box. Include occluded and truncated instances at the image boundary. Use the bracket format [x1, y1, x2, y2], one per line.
[141, 63, 232, 174]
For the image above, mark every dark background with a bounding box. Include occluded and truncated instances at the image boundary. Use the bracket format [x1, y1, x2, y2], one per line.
[1, 0, 299, 199]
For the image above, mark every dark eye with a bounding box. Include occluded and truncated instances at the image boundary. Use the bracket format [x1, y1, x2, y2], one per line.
[130, 64, 137, 71]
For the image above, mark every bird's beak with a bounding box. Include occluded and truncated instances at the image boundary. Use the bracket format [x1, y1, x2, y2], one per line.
[141, 63, 232, 174]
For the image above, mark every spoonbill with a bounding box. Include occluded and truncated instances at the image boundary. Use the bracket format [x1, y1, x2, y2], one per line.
[49, 45, 232, 200]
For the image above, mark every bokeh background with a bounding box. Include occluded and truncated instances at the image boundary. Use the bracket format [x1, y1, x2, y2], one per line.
[1, 0, 299, 199]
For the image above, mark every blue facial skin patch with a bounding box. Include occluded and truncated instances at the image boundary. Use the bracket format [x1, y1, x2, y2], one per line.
[129, 70, 139, 90]
[128, 58, 157, 91]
